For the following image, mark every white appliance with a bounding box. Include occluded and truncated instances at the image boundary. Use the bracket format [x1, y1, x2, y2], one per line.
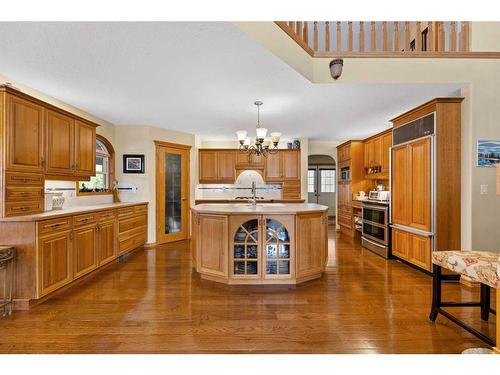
[368, 190, 390, 202]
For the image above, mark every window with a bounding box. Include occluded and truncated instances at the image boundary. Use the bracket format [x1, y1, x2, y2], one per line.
[308, 169, 316, 193]
[77, 135, 115, 195]
[320, 169, 336, 193]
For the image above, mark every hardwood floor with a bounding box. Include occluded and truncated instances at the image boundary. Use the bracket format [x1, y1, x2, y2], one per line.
[0, 227, 495, 353]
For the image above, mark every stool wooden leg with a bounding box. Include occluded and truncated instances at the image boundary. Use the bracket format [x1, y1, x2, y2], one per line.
[480, 284, 491, 322]
[429, 264, 441, 321]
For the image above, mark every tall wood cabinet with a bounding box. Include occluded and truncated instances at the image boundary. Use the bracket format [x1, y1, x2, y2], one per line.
[0, 85, 98, 217]
[390, 98, 463, 272]
[336, 141, 368, 237]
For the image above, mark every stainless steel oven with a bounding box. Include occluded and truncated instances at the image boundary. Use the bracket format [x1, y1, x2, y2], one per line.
[361, 202, 390, 258]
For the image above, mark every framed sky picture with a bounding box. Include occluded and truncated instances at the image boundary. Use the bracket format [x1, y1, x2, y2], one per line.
[123, 154, 145, 173]
[476, 140, 500, 167]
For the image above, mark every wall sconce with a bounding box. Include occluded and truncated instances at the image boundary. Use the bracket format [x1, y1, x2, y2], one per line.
[329, 58, 344, 80]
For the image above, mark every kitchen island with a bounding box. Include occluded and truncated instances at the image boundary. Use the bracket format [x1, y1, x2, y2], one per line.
[191, 203, 328, 285]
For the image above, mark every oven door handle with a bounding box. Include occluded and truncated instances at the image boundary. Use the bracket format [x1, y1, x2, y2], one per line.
[363, 204, 389, 211]
[362, 236, 386, 248]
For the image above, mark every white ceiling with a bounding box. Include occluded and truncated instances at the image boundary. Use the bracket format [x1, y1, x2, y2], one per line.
[0, 22, 462, 141]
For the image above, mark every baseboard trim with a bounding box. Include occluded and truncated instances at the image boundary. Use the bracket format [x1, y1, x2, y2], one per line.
[144, 242, 157, 250]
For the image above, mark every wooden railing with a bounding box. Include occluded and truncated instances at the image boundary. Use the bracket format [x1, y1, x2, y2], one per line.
[276, 21, 476, 57]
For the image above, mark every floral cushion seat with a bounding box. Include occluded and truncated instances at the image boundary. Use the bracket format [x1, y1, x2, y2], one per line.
[432, 251, 500, 288]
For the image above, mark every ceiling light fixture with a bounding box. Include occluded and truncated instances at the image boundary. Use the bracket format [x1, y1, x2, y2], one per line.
[329, 58, 344, 80]
[236, 101, 281, 157]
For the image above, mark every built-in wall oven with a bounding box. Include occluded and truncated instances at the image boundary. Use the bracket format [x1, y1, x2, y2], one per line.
[361, 202, 390, 258]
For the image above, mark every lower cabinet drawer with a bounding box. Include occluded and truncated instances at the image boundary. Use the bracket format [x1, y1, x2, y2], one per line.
[118, 228, 146, 255]
[118, 214, 147, 234]
[338, 213, 352, 228]
[5, 171, 44, 186]
[38, 216, 73, 235]
[5, 186, 44, 201]
[73, 213, 97, 227]
[5, 200, 44, 216]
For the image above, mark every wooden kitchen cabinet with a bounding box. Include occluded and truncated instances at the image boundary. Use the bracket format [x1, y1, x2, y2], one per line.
[74, 120, 96, 177]
[391, 144, 410, 226]
[217, 150, 236, 183]
[199, 149, 236, 183]
[197, 213, 228, 278]
[364, 140, 373, 168]
[5, 94, 45, 173]
[235, 152, 264, 168]
[0, 85, 98, 218]
[296, 212, 327, 280]
[264, 151, 282, 181]
[199, 150, 218, 183]
[46, 109, 75, 176]
[97, 219, 117, 266]
[73, 224, 98, 279]
[391, 228, 409, 260]
[381, 132, 392, 172]
[372, 136, 382, 167]
[38, 230, 73, 296]
[408, 233, 432, 271]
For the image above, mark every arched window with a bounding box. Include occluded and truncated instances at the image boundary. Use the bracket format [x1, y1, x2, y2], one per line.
[77, 135, 115, 195]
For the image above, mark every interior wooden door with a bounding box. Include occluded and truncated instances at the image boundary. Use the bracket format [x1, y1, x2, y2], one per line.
[46, 109, 75, 176]
[408, 137, 432, 232]
[74, 120, 96, 177]
[156, 142, 191, 244]
[391, 144, 409, 226]
[6, 94, 45, 172]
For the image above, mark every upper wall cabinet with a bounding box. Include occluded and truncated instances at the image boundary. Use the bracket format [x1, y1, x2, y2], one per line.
[264, 150, 300, 182]
[5, 95, 45, 173]
[363, 129, 392, 177]
[46, 109, 75, 176]
[0, 85, 99, 217]
[199, 149, 236, 184]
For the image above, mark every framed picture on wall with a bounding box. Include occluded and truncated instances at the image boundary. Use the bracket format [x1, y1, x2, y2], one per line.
[123, 154, 145, 173]
[476, 140, 500, 167]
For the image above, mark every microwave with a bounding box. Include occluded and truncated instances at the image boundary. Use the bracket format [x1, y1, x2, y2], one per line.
[340, 167, 350, 181]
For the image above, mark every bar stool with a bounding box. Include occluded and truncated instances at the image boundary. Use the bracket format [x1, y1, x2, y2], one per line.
[0, 246, 16, 316]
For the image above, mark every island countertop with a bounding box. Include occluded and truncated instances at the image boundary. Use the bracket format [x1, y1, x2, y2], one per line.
[191, 202, 328, 215]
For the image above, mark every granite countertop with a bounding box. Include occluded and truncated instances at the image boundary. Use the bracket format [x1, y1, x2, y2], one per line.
[194, 199, 306, 204]
[0, 202, 148, 222]
[191, 203, 328, 215]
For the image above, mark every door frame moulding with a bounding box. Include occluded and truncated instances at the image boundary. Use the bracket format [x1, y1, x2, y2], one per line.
[154, 140, 192, 244]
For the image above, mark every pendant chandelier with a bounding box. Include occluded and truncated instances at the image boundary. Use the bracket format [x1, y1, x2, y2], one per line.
[236, 101, 281, 157]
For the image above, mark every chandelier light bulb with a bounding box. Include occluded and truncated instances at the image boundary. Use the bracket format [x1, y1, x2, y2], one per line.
[270, 132, 281, 143]
[256, 127, 268, 140]
[236, 130, 247, 141]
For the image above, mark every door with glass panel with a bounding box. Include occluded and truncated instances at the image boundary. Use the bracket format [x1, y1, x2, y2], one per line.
[155, 141, 191, 244]
[308, 166, 336, 217]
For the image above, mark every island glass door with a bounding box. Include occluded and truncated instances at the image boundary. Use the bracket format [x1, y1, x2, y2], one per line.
[156, 142, 190, 244]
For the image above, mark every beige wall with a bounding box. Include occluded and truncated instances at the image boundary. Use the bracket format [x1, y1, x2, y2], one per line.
[238, 22, 500, 251]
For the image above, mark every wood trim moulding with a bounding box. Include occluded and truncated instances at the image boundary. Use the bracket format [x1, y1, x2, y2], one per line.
[390, 97, 464, 125]
[143, 242, 156, 250]
[275, 22, 315, 57]
[362, 128, 392, 142]
[153, 140, 192, 150]
[312, 51, 500, 58]
[0, 85, 100, 128]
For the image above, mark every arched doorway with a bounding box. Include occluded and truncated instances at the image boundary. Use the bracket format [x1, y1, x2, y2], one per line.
[308, 154, 336, 225]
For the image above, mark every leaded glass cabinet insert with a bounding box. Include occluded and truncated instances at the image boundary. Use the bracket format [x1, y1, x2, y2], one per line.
[233, 219, 259, 275]
[165, 153, 182, 234]
[265, 219, 291, 276]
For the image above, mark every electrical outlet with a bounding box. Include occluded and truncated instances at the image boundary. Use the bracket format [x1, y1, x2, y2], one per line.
[480, 184, 488, 195]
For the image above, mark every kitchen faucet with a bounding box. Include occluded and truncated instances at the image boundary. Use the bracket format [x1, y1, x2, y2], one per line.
[249, 181, 257, 206]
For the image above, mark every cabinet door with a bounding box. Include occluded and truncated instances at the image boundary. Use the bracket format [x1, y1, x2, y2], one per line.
[265, 152, 282, 181]
[230, 215, 260, 279]
[263, 215, 295, 279]
[408, 233, 431, 271]
[372, 136, 382, 167]
[197, 214, 228, 278]
[74, 120, 96, 177]
[46, 109, 75, 176]
[282, 150, 300, 180]
[97, 220, 116, 266]
[364, 140, 374, 168]
[199, 150, 218, 183]
[381, 133, 392, 172]
[217, 151, 236, 183]
[73, 225, 98, 279]
[391, 228, 409, 260]
[296, 212, 326, 279]
[6, 94, 45, 172]
[391, 144, 409, 225]
[38, 231, 72, 296]
[408, 138, 431, 232]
